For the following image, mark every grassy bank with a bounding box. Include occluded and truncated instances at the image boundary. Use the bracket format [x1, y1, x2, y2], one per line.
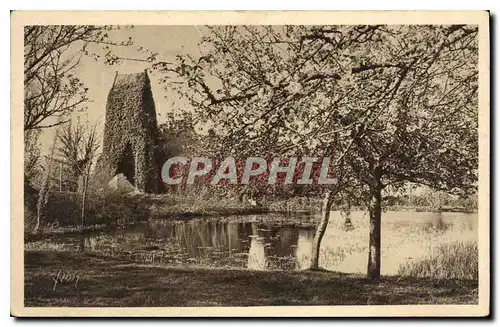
[147, 193, 270, 218]
[398, 241, 478, 280]
[26, 187, 476, 235]
[25, 251, 477, 307]
[385, 205, 477, 213]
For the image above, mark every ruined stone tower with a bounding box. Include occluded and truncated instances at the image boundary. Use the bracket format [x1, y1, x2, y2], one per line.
[95, 70, 161, 193]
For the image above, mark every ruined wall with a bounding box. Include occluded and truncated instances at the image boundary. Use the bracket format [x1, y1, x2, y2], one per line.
[95, 70, 162, 193]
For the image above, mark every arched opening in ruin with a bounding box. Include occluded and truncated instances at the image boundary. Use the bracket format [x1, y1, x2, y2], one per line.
[117, 143, 136, 185]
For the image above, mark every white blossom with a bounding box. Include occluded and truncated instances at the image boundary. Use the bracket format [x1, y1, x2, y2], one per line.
[285, 81, 303, 94]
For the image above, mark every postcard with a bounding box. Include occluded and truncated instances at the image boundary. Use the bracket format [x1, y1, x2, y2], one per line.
[11, 10, 490, 317]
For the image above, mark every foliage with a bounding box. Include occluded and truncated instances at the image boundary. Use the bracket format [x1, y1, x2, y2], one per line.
[155, 25, 478, 193]
[157, 112, 208, 159]
[94, 72, 162, 193]
[25, 190, 150, 231]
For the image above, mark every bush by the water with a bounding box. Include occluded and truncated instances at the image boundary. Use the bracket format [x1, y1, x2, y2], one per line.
[266, 196, 322, 212]
[24, 189, 150, 232]
[397, 241, 478, 280]
[24, 185, 265, 233]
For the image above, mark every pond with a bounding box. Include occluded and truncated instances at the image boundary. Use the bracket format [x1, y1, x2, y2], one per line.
[33, 211, 478, 275]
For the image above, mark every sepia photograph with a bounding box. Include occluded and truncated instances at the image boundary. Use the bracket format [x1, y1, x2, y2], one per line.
[11, 11, 490, 317]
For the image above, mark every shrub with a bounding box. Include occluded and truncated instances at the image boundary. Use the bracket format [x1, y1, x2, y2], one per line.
[397, 241, 478, 280]
[24, 188, 151, 232]
[267, 196, 322, 213]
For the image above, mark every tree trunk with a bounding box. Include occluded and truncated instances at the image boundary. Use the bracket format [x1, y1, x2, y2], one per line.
[343, 211, 353, 231]
[343, 197, 353, 231]
[367, 168, 382, 282]
[310, 191, 334, 270]
[34, 128, 59, 233]
[81, 165, 90, 227]
[59, 162, 63, 191]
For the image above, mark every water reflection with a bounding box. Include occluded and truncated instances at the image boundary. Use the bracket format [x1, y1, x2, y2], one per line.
[248, 224, 267, 270]
[72, 211, 477, 273]
[81, 236, 97, 251]
[295, 229, 314, 270]
[78, 218, 317, 271]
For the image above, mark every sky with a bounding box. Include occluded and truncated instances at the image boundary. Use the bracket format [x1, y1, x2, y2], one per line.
[37, 25, 206, 149]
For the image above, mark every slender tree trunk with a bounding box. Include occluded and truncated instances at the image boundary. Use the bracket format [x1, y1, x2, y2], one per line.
[79, 235, 86, 252]
[59, 162, 63, 191]
[34, 129, 59, 233]
[310, 191, 334, 270]
[344, 211, 353, 231]
[81, 165, 91, 227]
[367, 167, 383, 282]
[343, 197, 353, 230]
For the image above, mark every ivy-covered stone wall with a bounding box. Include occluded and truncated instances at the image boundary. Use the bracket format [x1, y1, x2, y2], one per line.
[95, 70, 161, 193]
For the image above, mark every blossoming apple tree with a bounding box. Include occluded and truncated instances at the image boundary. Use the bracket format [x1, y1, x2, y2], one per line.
[154, 25, 478, 281]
